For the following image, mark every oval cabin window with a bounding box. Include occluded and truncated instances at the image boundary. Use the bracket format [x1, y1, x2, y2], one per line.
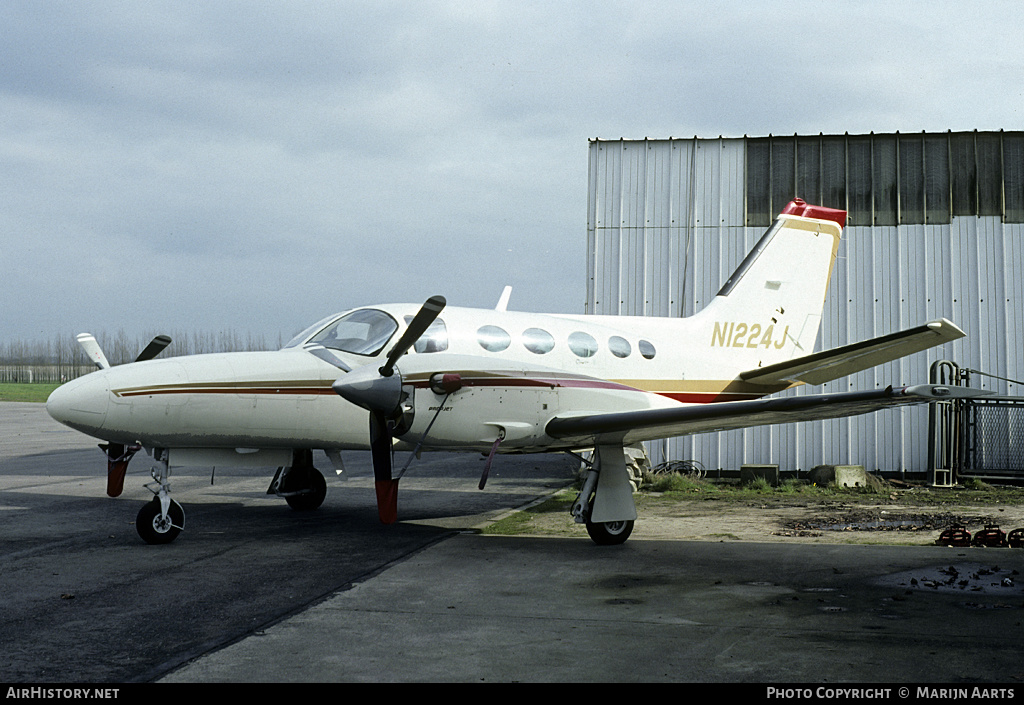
[522, 328, 555, 354]
[568, 331, 599, 358]
[477, 325, 511, 352]
[608, 336, 631, 358]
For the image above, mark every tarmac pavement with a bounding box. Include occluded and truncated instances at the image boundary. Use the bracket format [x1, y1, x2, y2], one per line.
[4, 401, 1024, 685]
[159, 533, 1024, 683]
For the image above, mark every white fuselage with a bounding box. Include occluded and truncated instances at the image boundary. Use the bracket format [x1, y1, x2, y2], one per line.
[46, 303, 796, 459]
[47, 211, 842, 464]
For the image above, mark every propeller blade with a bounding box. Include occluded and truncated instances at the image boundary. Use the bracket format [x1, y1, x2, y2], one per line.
[76, 333, 110, 370]
[379, 295, 445, 377]
[369, 410, 399, 524]
[100, 443, 140, 497]
[104, 443, 128, 497]
[136, 335, 172, 362]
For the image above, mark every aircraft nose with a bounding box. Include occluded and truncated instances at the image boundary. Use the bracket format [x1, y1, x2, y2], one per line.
[46, 372, 110, 436]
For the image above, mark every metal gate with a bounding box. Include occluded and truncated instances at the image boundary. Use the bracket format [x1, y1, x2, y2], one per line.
[930, 360, 1024, 484]
[961, 397, 1024, 481]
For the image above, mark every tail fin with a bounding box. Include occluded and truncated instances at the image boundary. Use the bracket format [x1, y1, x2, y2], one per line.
[697, 199, 846, 367]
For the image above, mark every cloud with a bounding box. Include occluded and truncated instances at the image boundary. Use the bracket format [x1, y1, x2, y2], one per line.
[2, 1, 1024, 343]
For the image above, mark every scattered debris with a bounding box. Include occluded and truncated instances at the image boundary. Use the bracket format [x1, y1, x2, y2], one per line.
[878, 564, 1023, 597]
[781, 510, 986, 535]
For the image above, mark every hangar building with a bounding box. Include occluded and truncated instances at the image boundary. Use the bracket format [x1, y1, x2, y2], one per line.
[586, 131, 1024, 476]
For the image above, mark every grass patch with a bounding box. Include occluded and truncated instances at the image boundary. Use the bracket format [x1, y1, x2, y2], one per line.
[636, 470, 1024, 508]
[480, 491, 578, 536]
[0, 383, 61, 403]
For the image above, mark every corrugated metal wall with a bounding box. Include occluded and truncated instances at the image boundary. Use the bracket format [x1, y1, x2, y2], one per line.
[586, 132, 1024, 473]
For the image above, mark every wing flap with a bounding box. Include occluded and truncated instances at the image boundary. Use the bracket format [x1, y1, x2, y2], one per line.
[545, 384, 988, 447]
[739, 318, 965, 386]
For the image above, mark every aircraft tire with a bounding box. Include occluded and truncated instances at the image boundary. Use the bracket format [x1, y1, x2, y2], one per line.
[285, 468, 327, 511]
[136, 498, 184, 545]
[585, 519, 634, 545]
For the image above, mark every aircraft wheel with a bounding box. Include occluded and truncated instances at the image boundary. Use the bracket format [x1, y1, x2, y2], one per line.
[136, 498, 184, 545]
[285, 468, 327, 511]
[586, 519, 634, 546]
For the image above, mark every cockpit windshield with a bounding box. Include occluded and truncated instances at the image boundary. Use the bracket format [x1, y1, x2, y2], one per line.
[304, 309, 399, 356]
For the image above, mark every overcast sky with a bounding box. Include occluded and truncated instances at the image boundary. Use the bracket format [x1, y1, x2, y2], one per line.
[3, 1, 1023, 345]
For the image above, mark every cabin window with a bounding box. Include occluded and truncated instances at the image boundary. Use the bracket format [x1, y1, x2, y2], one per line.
[308, 309, 398, 356]
[522, 328, 555, 355]
[477, 325, 511, 352]
[568, 331, 598, 358]
[608, 336, 631, 358]
[406, 315, 448, 353]
[639, 340, 656, 360]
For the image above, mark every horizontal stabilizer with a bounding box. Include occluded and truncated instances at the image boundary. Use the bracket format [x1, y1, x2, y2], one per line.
[739, 318, 965, 386]
[546, 384, 989, 447]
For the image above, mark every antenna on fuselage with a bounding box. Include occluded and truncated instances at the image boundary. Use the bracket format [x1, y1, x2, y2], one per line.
[495, 286, 512, 312]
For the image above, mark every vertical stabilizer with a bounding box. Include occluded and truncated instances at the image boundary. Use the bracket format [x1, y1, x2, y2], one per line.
[696, 199, 846, 370]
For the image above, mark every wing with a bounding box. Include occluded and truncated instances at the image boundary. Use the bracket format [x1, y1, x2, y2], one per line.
[545, 384, 987, 447]
[739, 318, 965, 386]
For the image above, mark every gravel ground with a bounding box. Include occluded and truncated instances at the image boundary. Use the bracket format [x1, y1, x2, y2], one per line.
[498, 489, 1024, 547]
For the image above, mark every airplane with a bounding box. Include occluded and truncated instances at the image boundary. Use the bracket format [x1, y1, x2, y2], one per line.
[46, 198, 981, 546]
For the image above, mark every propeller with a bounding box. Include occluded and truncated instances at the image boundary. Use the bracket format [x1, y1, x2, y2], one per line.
[74, 332, 173, 496]
[332, 296, 446, 524]
[76, 332, 173, 370]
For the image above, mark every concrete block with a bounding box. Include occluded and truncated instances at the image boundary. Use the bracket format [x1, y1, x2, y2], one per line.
[834, 465, 867, 488]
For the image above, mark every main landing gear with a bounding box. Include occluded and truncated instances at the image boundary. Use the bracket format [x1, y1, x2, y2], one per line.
[571, 444, 637, 546]
[267, 449, 328, 511]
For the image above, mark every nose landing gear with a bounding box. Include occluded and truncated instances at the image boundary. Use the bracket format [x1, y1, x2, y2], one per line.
[136, 449, 185, 545]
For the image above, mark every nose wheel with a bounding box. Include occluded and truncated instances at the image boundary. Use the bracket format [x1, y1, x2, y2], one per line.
[136, 497, 185, 544]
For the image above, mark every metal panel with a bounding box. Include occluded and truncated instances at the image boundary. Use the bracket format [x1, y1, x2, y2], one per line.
[587, 133, 1024, 474]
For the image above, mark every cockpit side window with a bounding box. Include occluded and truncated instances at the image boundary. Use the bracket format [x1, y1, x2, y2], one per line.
[282, 313, 343, 349]
[405, 315, 448, 353]
[308, 309, 398, 356]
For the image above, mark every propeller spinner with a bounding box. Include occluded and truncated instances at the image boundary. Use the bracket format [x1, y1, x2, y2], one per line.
[331, 296, 446, 524]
